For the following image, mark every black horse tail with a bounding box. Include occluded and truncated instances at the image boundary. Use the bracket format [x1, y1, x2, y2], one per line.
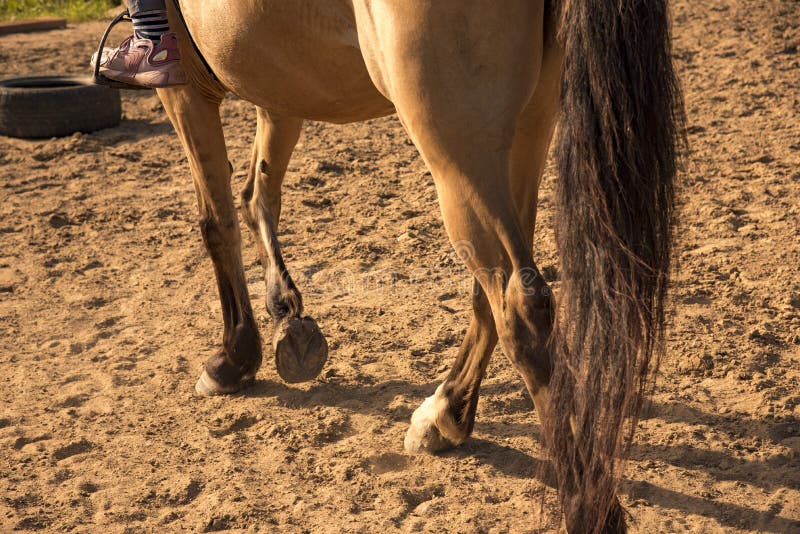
[547, 1, 684, 531]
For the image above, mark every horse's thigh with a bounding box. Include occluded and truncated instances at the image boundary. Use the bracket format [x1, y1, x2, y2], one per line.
[355, 1, 545, 153]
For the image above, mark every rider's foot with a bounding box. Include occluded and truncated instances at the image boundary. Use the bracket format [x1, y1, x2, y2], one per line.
[91, 32, 187, 89]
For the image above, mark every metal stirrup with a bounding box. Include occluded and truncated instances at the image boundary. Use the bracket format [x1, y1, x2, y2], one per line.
[92, 10, 151, 91]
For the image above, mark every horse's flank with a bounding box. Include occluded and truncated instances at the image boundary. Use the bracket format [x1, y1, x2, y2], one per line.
[174, 0, 393, 122]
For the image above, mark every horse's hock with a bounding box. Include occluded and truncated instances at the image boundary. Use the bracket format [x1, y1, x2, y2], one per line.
[0, 76, 121, 139]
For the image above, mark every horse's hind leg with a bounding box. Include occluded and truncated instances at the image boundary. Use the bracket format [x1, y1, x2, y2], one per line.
[404, 80, 559, 453]
[356, 0, 558, 454]
[404, 131, 555, 441]
[158, 85, 262, 396]
[240, 108, 328, 383]
[404, 279, 497, 451]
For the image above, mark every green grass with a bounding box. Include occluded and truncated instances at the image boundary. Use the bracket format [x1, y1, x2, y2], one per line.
[0, 0, 119, 22]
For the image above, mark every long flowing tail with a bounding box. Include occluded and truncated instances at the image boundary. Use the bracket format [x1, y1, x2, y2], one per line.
[547, 1, 684, 531]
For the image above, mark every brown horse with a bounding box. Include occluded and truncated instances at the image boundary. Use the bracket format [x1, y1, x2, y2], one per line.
[155, 1, 684, 531]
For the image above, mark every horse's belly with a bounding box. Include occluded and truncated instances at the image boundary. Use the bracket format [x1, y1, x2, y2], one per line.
[183, 0, 394, 123]
[226, 60, 394, 123]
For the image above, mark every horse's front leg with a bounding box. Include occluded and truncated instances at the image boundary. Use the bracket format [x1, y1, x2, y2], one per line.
[159, 85, 262, 396]
[240, 108, 328, 383]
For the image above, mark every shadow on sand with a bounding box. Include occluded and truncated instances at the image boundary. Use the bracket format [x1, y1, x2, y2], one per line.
[234, 375, 798, 532]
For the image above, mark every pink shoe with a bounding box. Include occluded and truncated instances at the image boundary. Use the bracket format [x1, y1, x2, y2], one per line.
[91, 32, 187, 88]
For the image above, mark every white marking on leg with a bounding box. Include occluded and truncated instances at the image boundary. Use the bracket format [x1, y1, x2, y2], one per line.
[195, 369, 223, 397]
[404, 384, 464, 453]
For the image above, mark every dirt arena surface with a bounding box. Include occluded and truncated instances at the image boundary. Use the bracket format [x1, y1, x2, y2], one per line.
[1, 1, 799, 532]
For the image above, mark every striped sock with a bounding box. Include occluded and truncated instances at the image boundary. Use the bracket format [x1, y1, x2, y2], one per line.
[132, 10, 170, 45]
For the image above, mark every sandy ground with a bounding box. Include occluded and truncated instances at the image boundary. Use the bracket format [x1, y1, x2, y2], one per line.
[1, 0, 799, 532]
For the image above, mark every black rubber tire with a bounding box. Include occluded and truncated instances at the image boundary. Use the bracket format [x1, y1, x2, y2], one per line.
[0, 76, 121, 139]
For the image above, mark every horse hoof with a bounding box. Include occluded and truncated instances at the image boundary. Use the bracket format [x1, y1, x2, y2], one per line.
[194, 369, 252, 397]
[404, 390, 459, 454]
[404, 419, 454, 454]
[273, 316, 328, 384]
